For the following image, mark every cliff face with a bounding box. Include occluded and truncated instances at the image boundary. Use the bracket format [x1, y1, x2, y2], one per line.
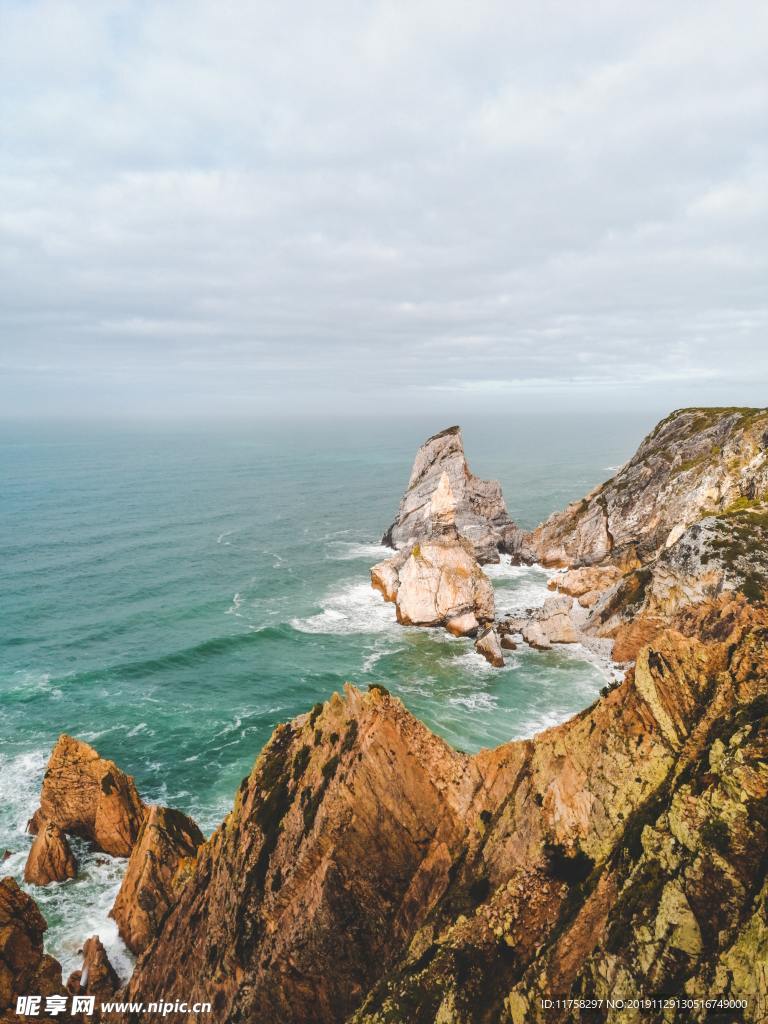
[106, 408, 768, 1022]
[0, 878, 69, 1024]
[382, 426, 515, 563]
[117, 606, 767, 1023]
[526, 408, 768, 569]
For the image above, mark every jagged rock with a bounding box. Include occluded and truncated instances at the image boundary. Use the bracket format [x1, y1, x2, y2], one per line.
[0, 877, 68, 1019]
[30, 735, 146, 857]
[382, 426, 515, 563]
[26, 808, 44, 836]
[111, 805, 204, 955]
[115, 606, 768, 1024]
[475, 627, 504, 667]
[371, 535, 494, 636]
[587, 506, 768, 660]
[24, 820, 77, 886]
[500, 635, 518, 651]
[66, 936, 119, 999]
[524, 407, 768, 568]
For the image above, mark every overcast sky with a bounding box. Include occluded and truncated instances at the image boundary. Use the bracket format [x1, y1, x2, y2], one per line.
[1, 0, 766, 419]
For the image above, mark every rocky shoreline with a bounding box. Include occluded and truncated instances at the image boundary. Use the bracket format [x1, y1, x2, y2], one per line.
[3, 407, 767, 1024]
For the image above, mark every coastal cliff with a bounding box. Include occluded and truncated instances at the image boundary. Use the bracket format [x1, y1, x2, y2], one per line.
[6, 408, 766, 1024]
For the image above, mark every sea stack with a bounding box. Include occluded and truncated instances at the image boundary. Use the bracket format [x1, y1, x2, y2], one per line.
[382, 425, 517, 564]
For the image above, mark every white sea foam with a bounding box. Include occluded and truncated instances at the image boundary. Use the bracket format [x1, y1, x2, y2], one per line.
[225, 591, 243, 616]
[487, 558, 554, 615]
[291, 581, 399, 635]
[326, 541, 395, 561]
[448, 691, 498, 711]
[216, 530, 234, 545]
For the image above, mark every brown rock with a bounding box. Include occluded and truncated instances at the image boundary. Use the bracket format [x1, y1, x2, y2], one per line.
[475, 627, 504, 667]
[111, 806, 204, 954]
[116, 608, 768, 1023]
[0, 877, 67, 1019]
[26, 808, 45, 835]
[67, 936, 119, 1000]
[31, 735, 146, 857]
[24, 821, 77, 886]
[500, 636, 518, 651]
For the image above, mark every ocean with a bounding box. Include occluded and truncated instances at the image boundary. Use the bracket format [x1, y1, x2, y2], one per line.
[0, 411, 656, 978]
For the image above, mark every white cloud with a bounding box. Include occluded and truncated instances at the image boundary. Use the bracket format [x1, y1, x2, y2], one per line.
[0, 0, 766, 416]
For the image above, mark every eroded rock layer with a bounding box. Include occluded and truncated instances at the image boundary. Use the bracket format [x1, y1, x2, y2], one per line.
[0, 878, 68, 1023]
[382, 426, 516, 563]
[115, 601, 768, 1023]
[32, 735, 146, 857]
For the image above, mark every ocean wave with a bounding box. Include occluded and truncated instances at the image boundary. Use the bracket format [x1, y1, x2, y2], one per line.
[325, 541, 395, 562]
[447, 691, 499, 711]
[290, 582, 399, 636]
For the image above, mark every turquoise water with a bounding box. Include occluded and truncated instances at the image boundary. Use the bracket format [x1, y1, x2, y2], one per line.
[0, 413, 654, 977]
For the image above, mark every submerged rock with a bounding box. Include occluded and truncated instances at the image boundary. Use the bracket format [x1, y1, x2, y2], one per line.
[372, 535, 494, 636]
[382, 426, 515, 563]
[24, 820, 77, 887]
[31, 735, 146, 858]
[111, 805, 204, 955]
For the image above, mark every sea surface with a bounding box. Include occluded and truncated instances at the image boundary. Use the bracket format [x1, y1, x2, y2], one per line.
[0, 412, 656, 978]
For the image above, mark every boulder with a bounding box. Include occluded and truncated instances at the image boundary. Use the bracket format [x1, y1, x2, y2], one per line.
[372, 536, 494, 636]
[382, 426, 515, 563]
[111, 806, 204, 955]
[24, 821, 77, 886]
[0, 878, 67, 1016]
[521, 595, 579, 648]
[500, 636, 518, 651]
[31, 735, 146, 857]
[475, 627, 504, 667]
[66, 936, 119, 999]
[547, 565, 622, 601]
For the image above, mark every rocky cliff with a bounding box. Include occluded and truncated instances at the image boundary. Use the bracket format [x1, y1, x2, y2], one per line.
[382, 426, 516, 563]
[524, 407, 768, 570]
[39, 409, 768, 1022]
[114, 601, 767, 1023]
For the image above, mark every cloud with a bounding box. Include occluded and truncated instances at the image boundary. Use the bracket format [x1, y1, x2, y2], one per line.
[0, 0, 766, 417]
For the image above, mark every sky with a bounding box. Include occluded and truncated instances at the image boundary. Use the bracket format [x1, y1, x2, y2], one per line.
[1, 0, 766, 420]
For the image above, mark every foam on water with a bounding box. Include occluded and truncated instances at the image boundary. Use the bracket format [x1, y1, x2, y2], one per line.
[448, 692, 498, 711]
[0, 749, 133, 979]
[290, 581, 399, 635]
[326, 541, 395, 561]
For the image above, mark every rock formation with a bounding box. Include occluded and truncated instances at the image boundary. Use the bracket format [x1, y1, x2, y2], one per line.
[30, 735, 146, 858]
[83, 409, 768, 1022]
[474, 626, 504, 667]
[382, 426, 516, 563]
[67, 936, 119, 1000]
[0, 878, 68, 1023]
[372, 535, 495, 639]
[110, 806, 204, 954]
[502, 594, 580, 650]
[525, 407, 768, 569]
[24, 820, 77, 886]
[113, 600, 768, 1023]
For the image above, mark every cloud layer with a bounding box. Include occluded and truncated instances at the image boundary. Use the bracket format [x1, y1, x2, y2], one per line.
[1, 0, 766, 417]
